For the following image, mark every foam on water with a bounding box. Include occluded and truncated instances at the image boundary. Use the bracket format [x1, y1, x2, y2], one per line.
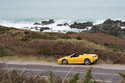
[0, 21, 33, 29]
[121, 27, 125, 29]
[0, 19, 125, 33]
[0, 19, 84, 33]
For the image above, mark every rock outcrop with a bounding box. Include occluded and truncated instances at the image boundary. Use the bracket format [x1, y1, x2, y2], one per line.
[41, 19, 55, 25]
[34, 22, 41, 25]
[32, 19, 125, 39]
[103, 19, 125, 26]
[57, 23, 69, 26]
[89, 19, 125, 39]
[70, 22, 93, 29]
[40, 27, 50, 32]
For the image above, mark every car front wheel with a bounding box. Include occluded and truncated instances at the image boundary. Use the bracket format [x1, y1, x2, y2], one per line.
[84, 59, 91, 65]
[62, 59, 68, 64]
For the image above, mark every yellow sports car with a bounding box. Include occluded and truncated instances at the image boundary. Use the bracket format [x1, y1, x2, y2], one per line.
[58, 53, 98, 65]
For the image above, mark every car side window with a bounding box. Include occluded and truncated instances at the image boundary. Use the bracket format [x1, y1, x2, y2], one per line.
[71, 54, 79, 58]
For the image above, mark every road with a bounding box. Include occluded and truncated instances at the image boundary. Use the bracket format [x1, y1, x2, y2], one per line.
[0, 60, 125, 83]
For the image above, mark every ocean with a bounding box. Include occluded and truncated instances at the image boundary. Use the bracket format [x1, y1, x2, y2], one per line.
[0, 0, 125, 32]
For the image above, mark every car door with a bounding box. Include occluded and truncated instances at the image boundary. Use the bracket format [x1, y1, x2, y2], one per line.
[68, 55, 81, 63]
[78, 55, 85, 63]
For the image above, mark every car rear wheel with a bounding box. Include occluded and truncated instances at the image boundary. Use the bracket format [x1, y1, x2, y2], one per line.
[84, 59, 91, 65]
[62, 59, 68, 64]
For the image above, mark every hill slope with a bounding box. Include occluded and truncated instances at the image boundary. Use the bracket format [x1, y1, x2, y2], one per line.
[0, 26, 125, 64]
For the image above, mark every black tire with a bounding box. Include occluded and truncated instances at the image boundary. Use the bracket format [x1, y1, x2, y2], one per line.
[62, 59, 68, 64]
[84, 59, 91, 65]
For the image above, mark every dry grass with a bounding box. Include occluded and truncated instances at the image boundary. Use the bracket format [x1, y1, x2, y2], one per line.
[0, 56, 57, 62]
[67, 33, 125, 52]
[0, 26, 125, 64]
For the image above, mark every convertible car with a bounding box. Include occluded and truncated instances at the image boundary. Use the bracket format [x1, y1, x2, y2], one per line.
[58, 53, 98, 65]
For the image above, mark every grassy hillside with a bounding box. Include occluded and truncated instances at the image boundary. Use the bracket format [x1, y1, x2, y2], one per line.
[0, 26, 125, 64]
[67, 33, 125, 52]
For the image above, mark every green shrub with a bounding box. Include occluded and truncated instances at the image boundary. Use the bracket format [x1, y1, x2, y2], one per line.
[49, 71, 54, 83]
[69, 73, 80, 83]
[61, 35, 71, 39]
[76, 36, 82, 40]
[83, 67, 93, 83]
[66, 32, 76, 34]
[119, 72, 125, 83]
[24, 30, 30, 34]
[119, 72, 125, 80]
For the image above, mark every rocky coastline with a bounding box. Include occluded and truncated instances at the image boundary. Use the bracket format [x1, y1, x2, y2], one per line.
[31, 19, 125, 39]
[89, 19, 125, 39]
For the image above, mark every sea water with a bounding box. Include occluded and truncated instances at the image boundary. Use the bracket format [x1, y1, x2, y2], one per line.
[0, 0, 125, 32]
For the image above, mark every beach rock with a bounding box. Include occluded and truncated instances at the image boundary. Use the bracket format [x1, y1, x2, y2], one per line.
[64, 23, 69, 26]
[90, 24, 121, 35]
[89, 19, 125, 39]
[103, 19, 125, 26]
[57, 23, 69, 26]
[122, 28, 125, 32]
[57, 24, 63, 26]
[30, 26, 39, 30]
[121, 22, 125, 26]
[41, 19, 55, 25]
[34, 22, 41, 25]
[103, 19, 113, 24]
[70, 22, 93, 29]
[40, 27, 50, 32]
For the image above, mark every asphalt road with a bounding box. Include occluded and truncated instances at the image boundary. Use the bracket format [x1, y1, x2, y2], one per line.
[1, 61, 125, 83]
